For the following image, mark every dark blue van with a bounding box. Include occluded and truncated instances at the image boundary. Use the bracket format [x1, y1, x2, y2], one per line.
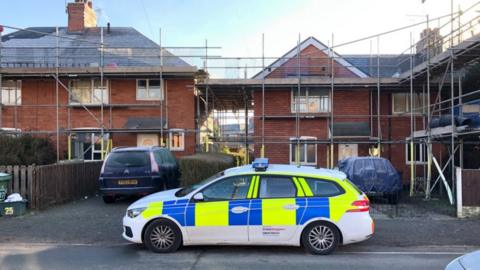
[99, 146, 179, 203]
[338, 157, 402, 204]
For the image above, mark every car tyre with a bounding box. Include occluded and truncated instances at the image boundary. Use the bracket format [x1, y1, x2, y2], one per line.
[302, 221, 340, 255]
[144, 219, 182, 253]
[102, 195, 115, 204]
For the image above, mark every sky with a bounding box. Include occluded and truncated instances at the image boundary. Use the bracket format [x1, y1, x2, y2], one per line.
[0, 0, 478, 77]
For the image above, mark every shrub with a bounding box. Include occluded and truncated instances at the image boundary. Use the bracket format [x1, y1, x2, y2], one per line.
[179, 153, 236, 186]
[0, 135, 56, 165]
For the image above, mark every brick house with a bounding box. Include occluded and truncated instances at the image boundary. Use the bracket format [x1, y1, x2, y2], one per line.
[248, 37, 438, 183]
[0, 0, 197, 160]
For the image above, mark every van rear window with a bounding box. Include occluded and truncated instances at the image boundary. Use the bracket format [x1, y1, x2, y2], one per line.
[106, 151, 149, 168]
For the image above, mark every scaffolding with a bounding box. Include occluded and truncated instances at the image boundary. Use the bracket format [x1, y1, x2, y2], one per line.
[1, 2, 480, 202]
[0, 24, 201, 162]
[194, 1, 480, 202]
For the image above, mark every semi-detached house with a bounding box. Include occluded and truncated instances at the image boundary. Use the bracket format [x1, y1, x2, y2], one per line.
[0, 0, 197, 160]
[197, 36, 442, 184]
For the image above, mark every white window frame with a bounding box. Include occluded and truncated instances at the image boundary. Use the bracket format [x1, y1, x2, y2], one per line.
[136, 79, 163, 101]
[69, 79, 109, 105]
[392, 93, 427, 115]
[405, 141, 428, 165]
[291, 88, 330, 113]
[169, 129, 185, 151]
[289, 136, 317, 166]
[1, 80, 22, 106]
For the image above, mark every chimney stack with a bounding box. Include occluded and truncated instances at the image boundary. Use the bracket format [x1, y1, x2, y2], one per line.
[67, 0, 97, 33]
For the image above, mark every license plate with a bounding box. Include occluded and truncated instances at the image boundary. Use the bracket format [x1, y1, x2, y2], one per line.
[118, 179, 138, 185]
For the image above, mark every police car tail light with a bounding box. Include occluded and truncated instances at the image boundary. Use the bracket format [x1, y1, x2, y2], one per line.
[252, 158, 269, 172]
[347, 199, 370, 212]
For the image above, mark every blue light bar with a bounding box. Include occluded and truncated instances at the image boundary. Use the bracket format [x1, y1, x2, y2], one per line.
[252, 158, 269, 171]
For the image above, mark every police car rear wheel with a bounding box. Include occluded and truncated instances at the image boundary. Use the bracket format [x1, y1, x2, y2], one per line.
[302, 222, 339, 255]
[144, 219, 181, 253]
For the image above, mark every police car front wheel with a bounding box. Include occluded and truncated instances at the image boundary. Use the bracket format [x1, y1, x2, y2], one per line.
[144, 219, 182, 253]
[302, 221, 340, 255]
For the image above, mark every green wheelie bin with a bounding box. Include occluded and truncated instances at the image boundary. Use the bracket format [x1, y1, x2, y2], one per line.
[0, 172, 11, 201]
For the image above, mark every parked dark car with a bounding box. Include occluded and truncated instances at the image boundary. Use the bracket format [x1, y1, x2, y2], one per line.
[337, 157, 402, 204]
[99, 146, 179, 203]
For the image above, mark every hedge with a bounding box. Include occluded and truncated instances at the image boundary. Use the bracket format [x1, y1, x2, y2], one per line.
[179, 153, 236, 186]
[0, 135, 56, 165]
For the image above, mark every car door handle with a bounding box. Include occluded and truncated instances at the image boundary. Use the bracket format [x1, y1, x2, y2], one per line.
[283, 204, 300, 210]
[230, 206, 249, 214]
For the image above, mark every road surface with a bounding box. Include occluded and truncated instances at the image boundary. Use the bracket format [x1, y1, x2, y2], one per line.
[0, 243, 473, 270]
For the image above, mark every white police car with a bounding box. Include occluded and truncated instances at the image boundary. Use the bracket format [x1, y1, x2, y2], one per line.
[123, 158, 374, 254]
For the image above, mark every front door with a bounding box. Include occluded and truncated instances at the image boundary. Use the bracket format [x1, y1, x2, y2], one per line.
[248, 175, 305, 243]
[185, 175, 253, 244]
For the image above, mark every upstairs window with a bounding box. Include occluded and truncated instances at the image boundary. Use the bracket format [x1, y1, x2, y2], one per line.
[1, 80, 22, 105]
[291, 88, 330, 113]
[393, 93, 427, 114]
[137, 79, 163, 101]
[69, 79, 109, 105]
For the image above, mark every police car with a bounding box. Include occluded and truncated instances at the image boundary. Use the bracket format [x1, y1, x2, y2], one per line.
[122, 158, 374, 255]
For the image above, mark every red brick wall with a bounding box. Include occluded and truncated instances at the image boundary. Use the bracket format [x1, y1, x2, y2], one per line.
[333, 90, 370, 122]
[253, 87, 442, 184]
[1, 77, 195, 159]
[67, 1, 96, 32]
[67, 3, 86, 32]
[165, 79, 196, 157]
[266, 44, 358, 79]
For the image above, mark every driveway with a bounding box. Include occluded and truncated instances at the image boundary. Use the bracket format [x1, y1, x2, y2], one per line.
[1, 196, 479, 269]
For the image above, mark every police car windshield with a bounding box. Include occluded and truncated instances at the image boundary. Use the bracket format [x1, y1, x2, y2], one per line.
[175, 171, 225, 197]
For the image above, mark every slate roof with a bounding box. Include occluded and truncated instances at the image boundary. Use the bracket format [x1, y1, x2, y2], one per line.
[1, 27, 191, 69]
[343, 54, 412, 78]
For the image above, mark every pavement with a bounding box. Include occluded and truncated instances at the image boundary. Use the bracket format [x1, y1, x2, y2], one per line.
[0, 195, 479, 269]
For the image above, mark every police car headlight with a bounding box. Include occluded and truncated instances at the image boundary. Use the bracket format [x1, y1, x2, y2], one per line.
[127, 207, 146, 218]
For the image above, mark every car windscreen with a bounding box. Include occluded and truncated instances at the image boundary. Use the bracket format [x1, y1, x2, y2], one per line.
[105, 151, 150, 168]
[175, 171, 225, 197]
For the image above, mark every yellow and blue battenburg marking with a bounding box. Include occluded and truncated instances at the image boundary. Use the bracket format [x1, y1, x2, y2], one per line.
[142, 198, 333, 227]
[140, 175, 349, 227]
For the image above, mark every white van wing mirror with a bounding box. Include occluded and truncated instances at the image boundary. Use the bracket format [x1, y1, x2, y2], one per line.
[193, 193, 204, 201]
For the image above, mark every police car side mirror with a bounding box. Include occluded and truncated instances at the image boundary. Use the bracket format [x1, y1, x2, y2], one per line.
[193, 193, 204, 201]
